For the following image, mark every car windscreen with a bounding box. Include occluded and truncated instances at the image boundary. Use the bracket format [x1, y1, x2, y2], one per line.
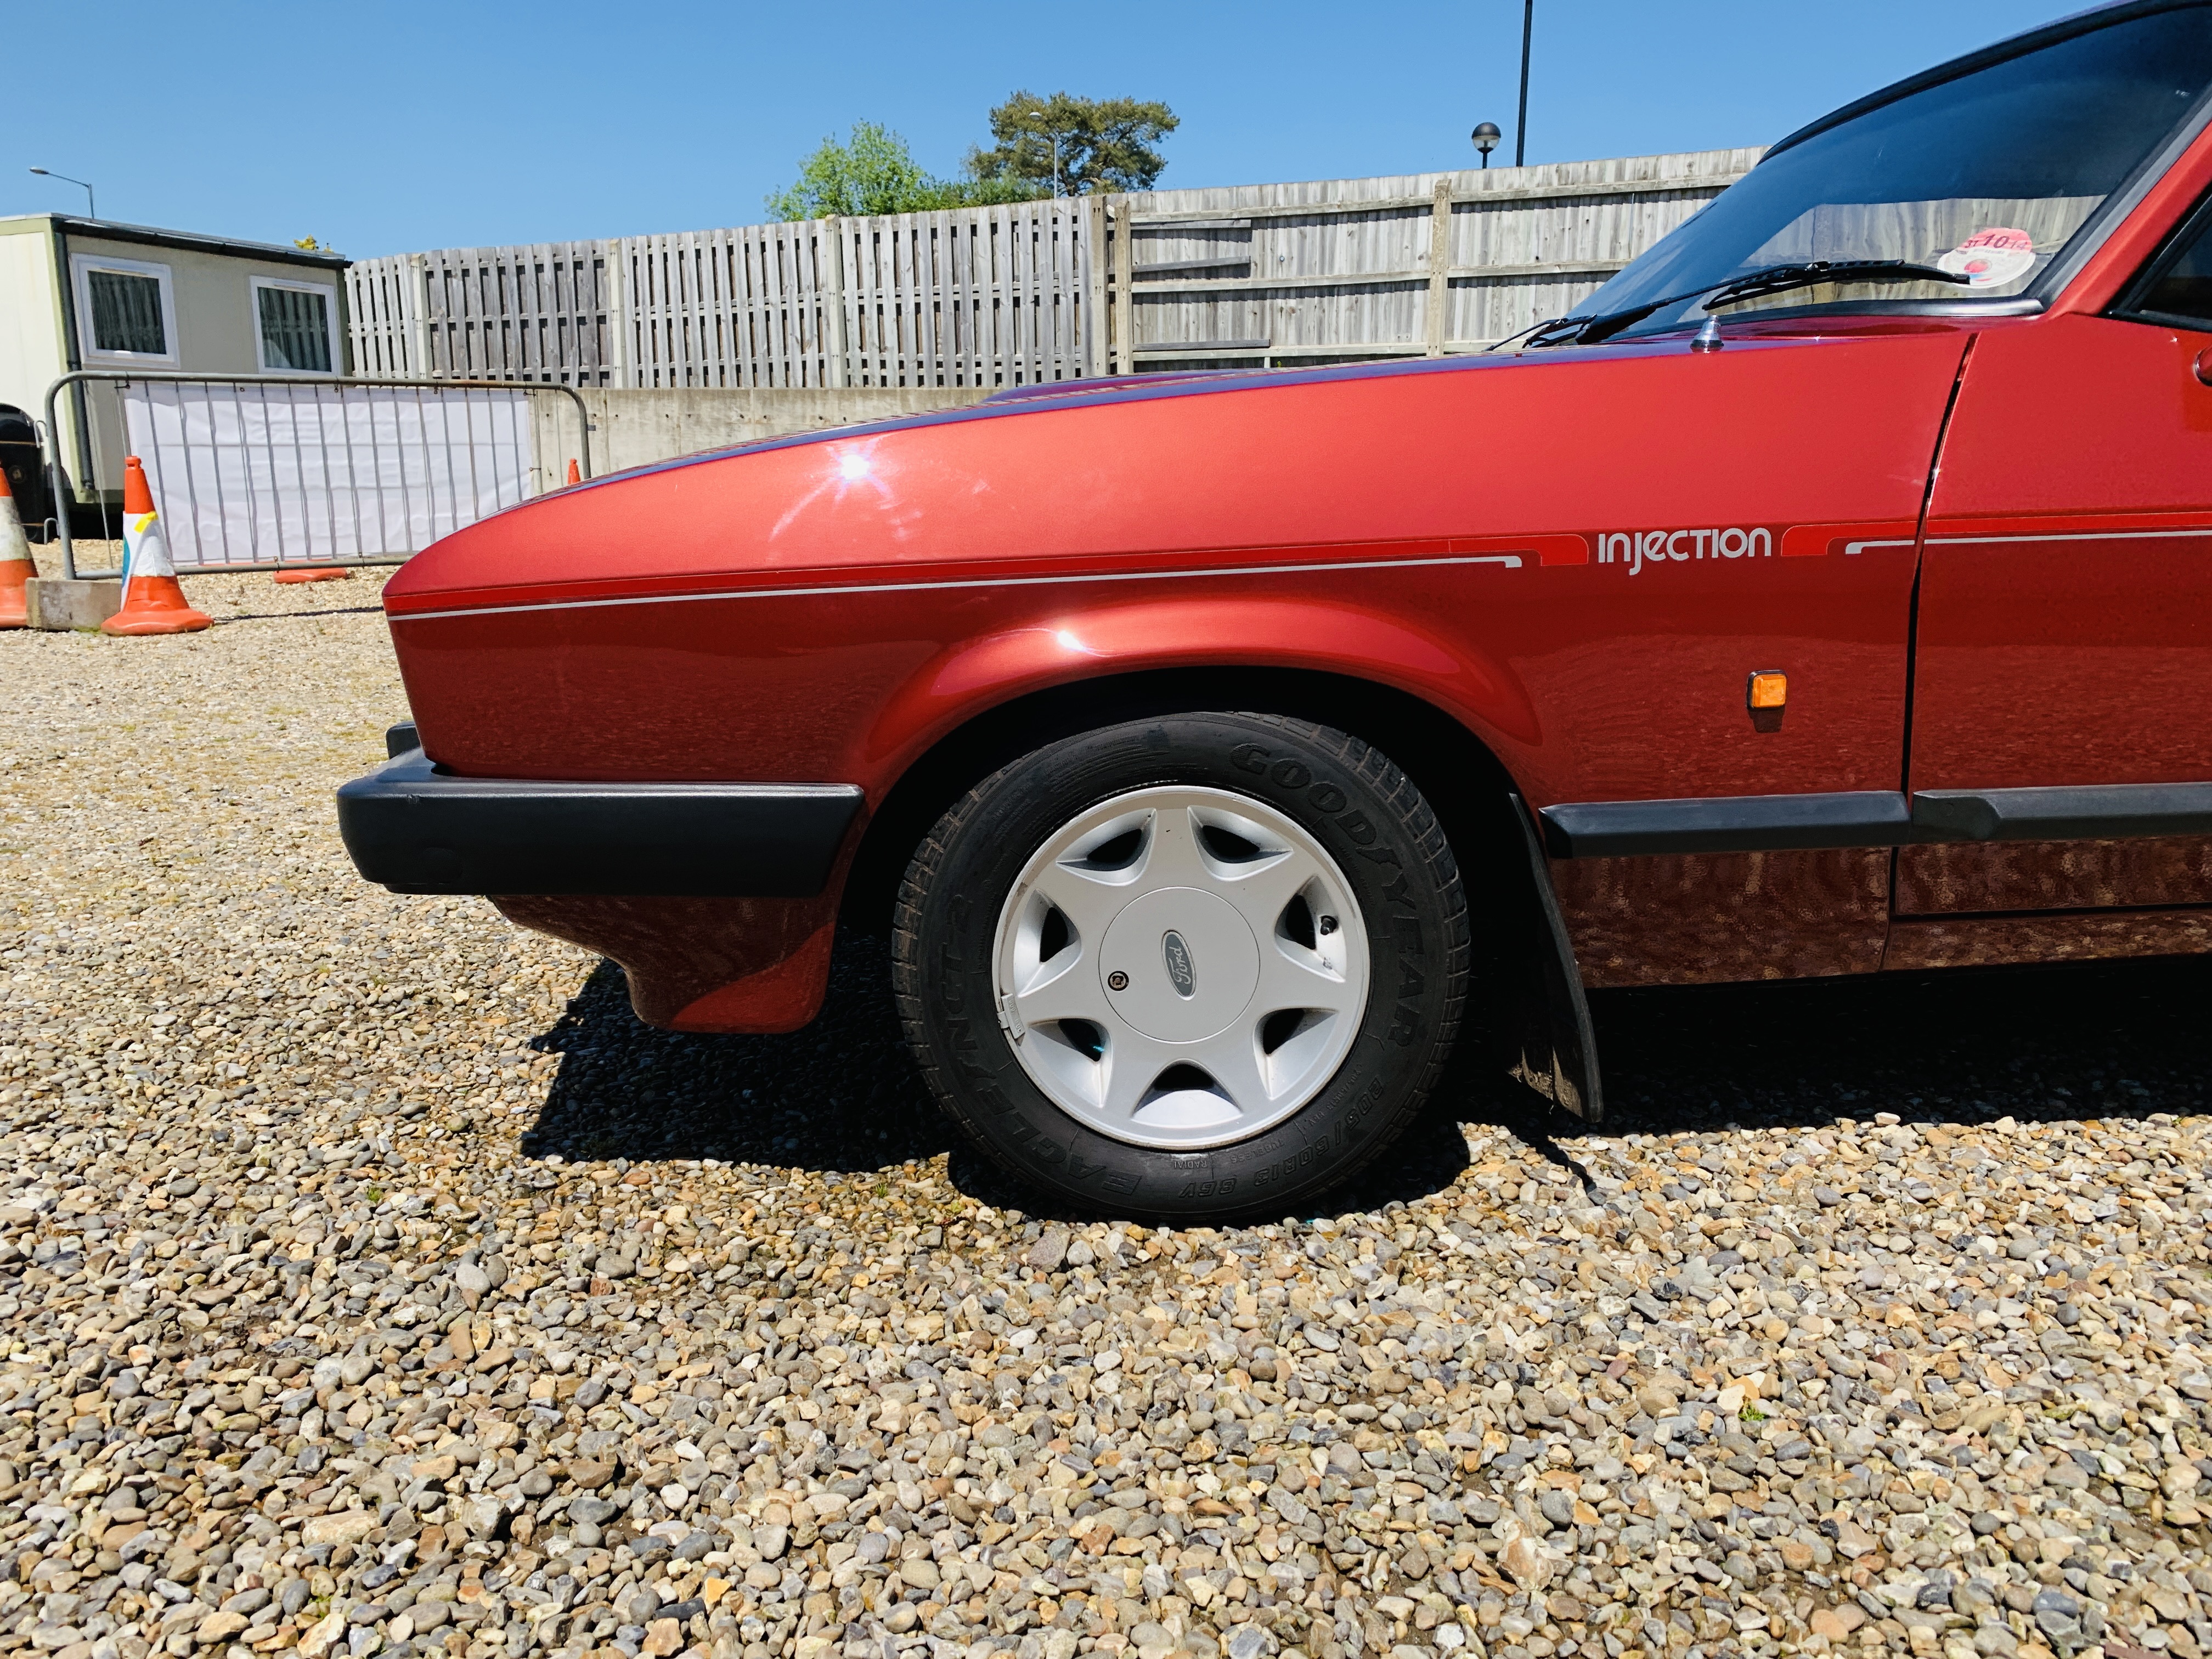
[1565, 6, 2212, 341]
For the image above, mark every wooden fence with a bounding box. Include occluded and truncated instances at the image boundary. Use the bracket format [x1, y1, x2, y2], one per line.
[345, 148, 1758, 388]
[346, 240, 618, 384]
[613, 201, 1096, 388]
[1112, 147, 1763, 370]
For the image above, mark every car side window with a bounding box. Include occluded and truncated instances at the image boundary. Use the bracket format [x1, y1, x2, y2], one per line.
[2114, 194, 2212, 331]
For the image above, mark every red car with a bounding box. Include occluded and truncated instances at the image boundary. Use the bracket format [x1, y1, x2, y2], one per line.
[341, 0, 2212, 1221]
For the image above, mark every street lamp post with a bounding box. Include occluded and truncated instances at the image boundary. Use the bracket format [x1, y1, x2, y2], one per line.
[1471, 123, 1502, 169]
[1516, 0, 1534, 168]
[29, 168, 95, 219]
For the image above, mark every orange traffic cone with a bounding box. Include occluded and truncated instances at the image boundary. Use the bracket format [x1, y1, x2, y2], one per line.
[0, 462, 30, 629]
[567, 459, 581, 486]
[101, 458, 210, 637]
[274, 565, 350, 585]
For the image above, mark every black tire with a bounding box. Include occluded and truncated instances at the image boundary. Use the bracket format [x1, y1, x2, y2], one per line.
[892, 712, 1469, 1223]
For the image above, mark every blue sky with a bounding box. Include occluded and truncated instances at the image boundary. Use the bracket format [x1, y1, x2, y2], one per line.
[9, 1, 2078, 259]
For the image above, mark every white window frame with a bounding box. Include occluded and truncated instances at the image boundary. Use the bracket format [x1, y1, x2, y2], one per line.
[71, 252, 179, 368]
[249, 274, 341, 376]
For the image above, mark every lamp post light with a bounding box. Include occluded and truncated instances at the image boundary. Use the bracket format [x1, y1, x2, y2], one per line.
[1516, 0, 1534, 168]
[29, 168, 95, 219]
[1471, 122, 1502, 168]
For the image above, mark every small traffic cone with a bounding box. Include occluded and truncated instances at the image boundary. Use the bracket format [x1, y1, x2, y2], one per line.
[567, 459, 582, 485]
[101, 458, 210, 637]
[0, 463, 30, 630]
[273, 565, 350, 585]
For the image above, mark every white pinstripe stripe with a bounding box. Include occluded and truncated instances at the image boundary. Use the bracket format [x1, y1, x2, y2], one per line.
[1848, 526, 2212, 555]
[388, 552, 1528, 623]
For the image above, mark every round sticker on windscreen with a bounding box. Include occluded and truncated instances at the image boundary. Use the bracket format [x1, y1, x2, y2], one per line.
[1937, 227, 2036, 289]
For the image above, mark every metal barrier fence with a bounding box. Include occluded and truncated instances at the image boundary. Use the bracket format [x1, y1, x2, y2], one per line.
[42, 371, 592, 581]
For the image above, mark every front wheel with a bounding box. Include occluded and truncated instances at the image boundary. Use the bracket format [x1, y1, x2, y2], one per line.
[893, 713, 1469, 1223]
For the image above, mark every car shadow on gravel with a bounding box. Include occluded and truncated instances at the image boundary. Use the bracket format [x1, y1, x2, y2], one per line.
[520, 933, 964, 1181]
[516, 929, 1488, 1221]
[211, 605, 385, 624]
[1579, 951, 2212, 1141]
[515, 940, 2212, 1225]
[1361, 951, 2212, 1215]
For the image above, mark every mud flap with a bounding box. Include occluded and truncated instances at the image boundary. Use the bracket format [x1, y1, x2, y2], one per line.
[1506, 793, 1602, 1123]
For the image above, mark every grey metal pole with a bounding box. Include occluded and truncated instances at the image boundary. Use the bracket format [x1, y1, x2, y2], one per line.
[39, 407, 76, 582]
[1516, 0, 1534, 168]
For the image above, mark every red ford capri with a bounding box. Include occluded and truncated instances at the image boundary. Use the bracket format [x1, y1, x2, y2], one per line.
[342, 0, 2212, 1221]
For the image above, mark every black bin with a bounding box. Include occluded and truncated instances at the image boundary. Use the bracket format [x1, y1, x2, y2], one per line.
[0, 404, 55, 540]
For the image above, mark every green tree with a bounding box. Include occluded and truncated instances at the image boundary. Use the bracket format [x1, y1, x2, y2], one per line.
[765, 122, 930, 218]
[967, 91, 1179, 195]
[765, 122, 1037, 220]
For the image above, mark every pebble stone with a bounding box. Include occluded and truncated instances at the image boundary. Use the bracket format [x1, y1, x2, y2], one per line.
[2, 572, 2210, 1659]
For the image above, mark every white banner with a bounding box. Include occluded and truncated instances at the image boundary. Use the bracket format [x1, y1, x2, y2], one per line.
[120, 381, 534, 569]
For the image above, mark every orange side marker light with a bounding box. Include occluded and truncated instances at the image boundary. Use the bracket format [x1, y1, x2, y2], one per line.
[1747, 672, 1787, 709]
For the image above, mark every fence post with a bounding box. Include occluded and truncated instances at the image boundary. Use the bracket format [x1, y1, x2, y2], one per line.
[607, 242, 633, 390]
[823, 219, 850, 390]
[1113, 203, 1135, 376]
[1085, 196, 1109, 377]
[408, 253, 433, 377]
[1427, 176, 1454, 358]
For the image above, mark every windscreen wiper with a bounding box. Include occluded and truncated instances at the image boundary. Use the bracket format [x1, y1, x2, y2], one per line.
[1522, 259, 1972, 349]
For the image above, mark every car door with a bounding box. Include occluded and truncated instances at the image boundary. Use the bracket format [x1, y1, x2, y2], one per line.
[1901, 215, 2212, 924]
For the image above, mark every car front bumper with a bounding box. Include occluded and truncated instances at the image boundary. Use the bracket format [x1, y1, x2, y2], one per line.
[336, 724, 865, 898]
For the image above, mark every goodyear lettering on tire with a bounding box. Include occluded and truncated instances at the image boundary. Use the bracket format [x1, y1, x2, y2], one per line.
[1231, 740, 1427, 1050]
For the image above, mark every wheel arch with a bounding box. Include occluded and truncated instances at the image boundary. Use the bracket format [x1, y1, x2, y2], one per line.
[841, 664, 1534, 938]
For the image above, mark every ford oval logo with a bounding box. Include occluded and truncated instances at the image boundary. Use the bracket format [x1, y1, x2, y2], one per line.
[1162, 931, 1197, 998]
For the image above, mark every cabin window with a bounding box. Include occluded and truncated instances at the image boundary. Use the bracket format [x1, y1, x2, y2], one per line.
[73, 255, 178, 365]
[253, 278, 336, 373]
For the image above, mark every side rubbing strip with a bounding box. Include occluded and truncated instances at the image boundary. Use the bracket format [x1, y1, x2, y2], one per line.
[1910, 782, 2212, 842]
[1539, 782, 2212, 858]
[1539, 792, 1911, 858]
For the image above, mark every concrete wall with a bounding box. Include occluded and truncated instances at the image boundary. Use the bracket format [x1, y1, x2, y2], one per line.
[537, 385, 994, 480]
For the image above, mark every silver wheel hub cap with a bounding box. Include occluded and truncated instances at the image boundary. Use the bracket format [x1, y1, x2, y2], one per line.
[992, 786, 1370, 1150]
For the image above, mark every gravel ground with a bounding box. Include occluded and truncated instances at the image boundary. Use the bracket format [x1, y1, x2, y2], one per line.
[2, 572, 2210, 1659]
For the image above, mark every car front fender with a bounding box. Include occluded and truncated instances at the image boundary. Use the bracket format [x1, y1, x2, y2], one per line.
[850, 592, 1544, 787]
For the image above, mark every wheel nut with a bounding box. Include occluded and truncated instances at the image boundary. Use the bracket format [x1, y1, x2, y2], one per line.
[1318, 915, 1339, 935]
[1107, 970, 1130, 991]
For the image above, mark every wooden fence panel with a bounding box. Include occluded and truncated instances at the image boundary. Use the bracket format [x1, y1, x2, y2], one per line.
[412, 242, 613, 385]
[1114, 148, 1763, 366]
[622, 225, 833, 390]
[828, 201, 1092, 387]
[343, 257, 422, 377]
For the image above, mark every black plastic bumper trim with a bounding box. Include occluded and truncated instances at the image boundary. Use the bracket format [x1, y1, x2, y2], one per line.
[1539, 791, 1910, 857]
[337, 745, 865, 898]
